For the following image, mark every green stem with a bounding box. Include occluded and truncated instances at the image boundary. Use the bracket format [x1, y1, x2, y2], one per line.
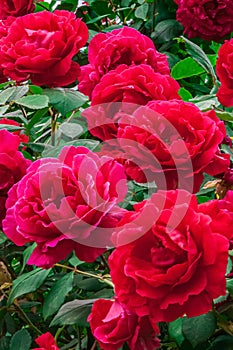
[13, 301, 42, 335]
[54, 326, 65, 343]
[55, 263, 114, 288]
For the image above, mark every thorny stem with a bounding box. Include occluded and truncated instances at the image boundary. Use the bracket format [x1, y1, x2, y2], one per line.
[55, 263, 114, 288]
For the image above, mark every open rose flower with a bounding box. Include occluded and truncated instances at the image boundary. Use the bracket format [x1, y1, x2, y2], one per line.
[78, 26, 170, 99]
[109, 100, 229, 192]
[91, 64, 180, 106]
[2, 146, 127, 268]
[33, 332, 59, 350]
[199, 190, 233, 246]
[0, 129, 30, 229]
[0, 10, 88, 87]
[0, 0, 37, 19]
[88, 299, 160, 350]
[109, 190, 229, 323]
[216, 38, 233, 107]
[175, 0, 233, 41]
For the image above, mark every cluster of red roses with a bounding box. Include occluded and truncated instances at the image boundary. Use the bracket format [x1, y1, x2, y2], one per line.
[1, 1, 233, 349]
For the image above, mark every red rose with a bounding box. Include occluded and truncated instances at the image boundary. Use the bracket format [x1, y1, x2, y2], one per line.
[111, 100, 229, 192]
[199, 190, 233, 245]
[91, 64, 180, 106]
[0, 0, 36, 19]
[88, 299, 160, 350]
[0, 118, 29, 144]
[0, 10, 88, 87]
[175, 0, 233, 41]
[78, 26, 170, 99]
[216, 38, 233, 107]
[0, 129, 30, 229]
[33, 332, 59, 350]
[2, 146, 127, 268]
[109, 190, 229, 323]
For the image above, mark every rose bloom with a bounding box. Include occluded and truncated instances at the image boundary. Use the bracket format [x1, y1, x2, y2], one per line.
[78, 26, 170, 99]
[0, 0, 37, 19]
[0, 118, 29, 144]
[2, 146, 127, 268]
[84, 64, 180, 141]
[91, 64, 180, 106]
[0, 10, 88, 87]
[216, 38, 233, 107]
[109, 190, 229, 323]
[175, 0, 233, 41]
[0, 129, 30, 229]
[88, 299, 160, 350]
[112, 100, 229, 192]
[33, 332, 59, 350]
[199, 190, 233, 246]
[0, 17, 15, 83]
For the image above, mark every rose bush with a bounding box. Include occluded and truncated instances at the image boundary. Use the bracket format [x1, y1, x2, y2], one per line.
[78, 26, 170, 99]
[109, 190, 229, 323]
[2, 146, 127, 268]
[88, 299, 160, 350]
[0, 129, 30, 229]
[0, 0, 36, 19]
[175, 0, 233, 41]
[216, 38, 233, 107]
[0, 10, 88, 86]
[33, 332, 59, 350]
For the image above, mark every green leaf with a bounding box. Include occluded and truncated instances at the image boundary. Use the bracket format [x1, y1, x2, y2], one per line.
[168, 318, 185, 346]
[182, 312, 216, 348]
[77, 277, 104, 291]
[0, 337, 10, 350]
[0, 124, 23, 131]
[227, 278, 233, 296]
[20, 243, 37, 274]
[9, 86, 29, 101]
[178, 87, 192, 101]
[7, 268, 51, 305]
[227, 256, 233, 275]
[0, 105, 9, 115]
[43, 272, 74, 320]
[59, 122, 83, 139]
[15, 95, 49, 109]
[215, 110, 233, 122]
[135, 3, 149, 20]
[172, 55, 216, 80]
[50, 299, 96, 327]
[9, 329, 31, 350]
[180, 36, 217, 85]
[43, 88, 88, 116]
[0, 87, 17, 105]
[69, 254, 84, 267]
[43, 139, 100, 158]
[189, 94, 220, 111]
[86, 14, 111, 24]
[207, 335, 233, 349]
[152, 19, 183, 44]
